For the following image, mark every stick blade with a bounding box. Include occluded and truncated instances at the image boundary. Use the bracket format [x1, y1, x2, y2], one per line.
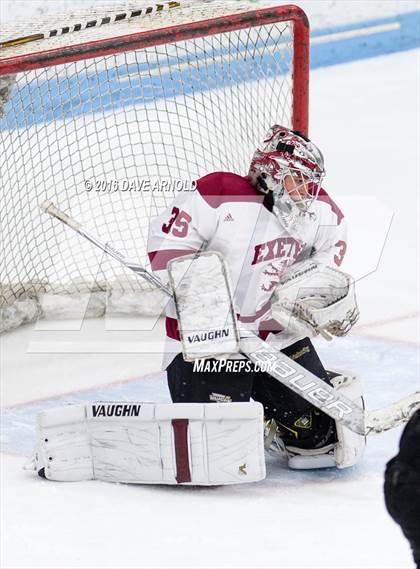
[365, 391, 420, 435]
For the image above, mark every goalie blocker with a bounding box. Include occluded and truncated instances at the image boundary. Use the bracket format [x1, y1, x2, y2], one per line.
[30, 401, 266, 485]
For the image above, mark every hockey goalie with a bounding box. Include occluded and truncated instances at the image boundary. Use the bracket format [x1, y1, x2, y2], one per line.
[32, 126, 366, 485]
[147, 125, 365, 471]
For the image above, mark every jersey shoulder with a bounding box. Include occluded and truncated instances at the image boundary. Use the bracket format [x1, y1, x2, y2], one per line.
[196, 172, 263, 208]
[313, 187, 345, 226]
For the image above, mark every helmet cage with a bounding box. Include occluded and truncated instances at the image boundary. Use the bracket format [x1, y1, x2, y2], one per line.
[250, 150, 324, 214]
[271, 156, 325, 213]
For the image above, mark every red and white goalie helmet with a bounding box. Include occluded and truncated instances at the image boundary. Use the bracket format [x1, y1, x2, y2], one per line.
[248, 125, 325, 224]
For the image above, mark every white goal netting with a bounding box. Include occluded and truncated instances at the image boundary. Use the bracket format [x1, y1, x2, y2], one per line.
[0, 1, 308, 332]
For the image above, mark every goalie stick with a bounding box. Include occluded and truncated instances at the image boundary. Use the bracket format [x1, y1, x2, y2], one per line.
[40, 200, 420, 436]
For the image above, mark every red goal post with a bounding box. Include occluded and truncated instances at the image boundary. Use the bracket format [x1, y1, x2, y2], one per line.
[0, 1, 310, 331]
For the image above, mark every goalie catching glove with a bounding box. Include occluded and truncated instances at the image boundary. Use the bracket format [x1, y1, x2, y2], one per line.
[271, 260, 359, 340]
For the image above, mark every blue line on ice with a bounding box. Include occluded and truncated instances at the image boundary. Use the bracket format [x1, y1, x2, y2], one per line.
[0, 11, 418, 130]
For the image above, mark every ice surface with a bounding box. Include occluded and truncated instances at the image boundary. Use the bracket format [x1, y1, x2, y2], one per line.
[2, 334, 419, 568]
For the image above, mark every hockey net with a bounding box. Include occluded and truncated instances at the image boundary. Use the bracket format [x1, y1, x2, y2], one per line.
[0, 1, 309, 332]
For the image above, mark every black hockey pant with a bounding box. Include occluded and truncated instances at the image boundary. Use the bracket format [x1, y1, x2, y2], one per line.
[166, 338, 337, 450]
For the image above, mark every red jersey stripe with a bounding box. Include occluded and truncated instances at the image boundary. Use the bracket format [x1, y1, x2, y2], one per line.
[148, 249, 196, 271]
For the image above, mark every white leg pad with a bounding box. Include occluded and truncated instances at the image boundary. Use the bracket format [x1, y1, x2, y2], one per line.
[33, 401, 266, 485]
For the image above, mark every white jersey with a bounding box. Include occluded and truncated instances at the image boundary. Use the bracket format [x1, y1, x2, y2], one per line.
[147, 172, 347, 366]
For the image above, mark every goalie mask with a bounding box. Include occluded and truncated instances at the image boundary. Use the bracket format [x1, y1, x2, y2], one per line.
[248, 126, 325, 230]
